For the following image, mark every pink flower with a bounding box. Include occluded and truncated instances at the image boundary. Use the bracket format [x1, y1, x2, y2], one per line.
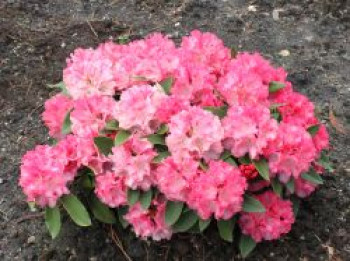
[19, 144, 78, 207]
[294, 177, 317, 198]
[63, 48, 116, 99]
[274, 92, 316, 127]
[166, 107, 224, 162]
[42, 94, 73, 138]
[71, 95, 117, 138]
[116, 85, 166, 134]
[155, 96, 190, 123]
[187, 161, 247, 220]
[265, 123, 317, 183]
[109, 136, 156, 190]
[239, 191, 295, 242]
[312, 124, 329, 154]
[124, 199, 172, 240]
[180, 30, 231, 76]
[155, 157, 199, 202]
[218, 69, 269, 107]
[223, 105, 278, 159]
[95, 171, 127, 208]
[230, 52, 288, 85]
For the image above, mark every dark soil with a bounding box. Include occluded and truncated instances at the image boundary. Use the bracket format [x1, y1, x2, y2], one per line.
[1, 1, 350, 260]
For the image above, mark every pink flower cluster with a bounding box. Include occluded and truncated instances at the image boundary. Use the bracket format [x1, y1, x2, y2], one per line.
[20, 30, 330, 243]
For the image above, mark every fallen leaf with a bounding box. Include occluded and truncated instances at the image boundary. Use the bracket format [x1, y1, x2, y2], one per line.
[329, 109, 348, 134]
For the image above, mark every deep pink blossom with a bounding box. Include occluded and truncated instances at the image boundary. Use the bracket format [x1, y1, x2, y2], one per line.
[109, 136, 156, 190]
[187, 161, 247, 220]
[155, 157, 199, 202]
[124, 199, 172, 240]
[239, 191, 295, 242]
[265, 123, 317, 183]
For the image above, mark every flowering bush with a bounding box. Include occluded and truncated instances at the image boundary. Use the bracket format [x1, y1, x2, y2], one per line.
[19, 30, 332, 257]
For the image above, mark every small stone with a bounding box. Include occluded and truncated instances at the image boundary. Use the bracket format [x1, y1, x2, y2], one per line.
[61, 42, 66, 48]
[89, 257, 98, 261]
[0, 178, 4, 184]
[300, 235, 305, 240]
[272, 9, 282, 20]
[248, 5, 257, 12]
[279, 49, 290, 57]
[174, 22, 180, 27]
[27, 236, 36, 244]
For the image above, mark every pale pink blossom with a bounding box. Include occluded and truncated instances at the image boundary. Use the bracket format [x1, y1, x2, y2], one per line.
[95, 171, 127, 208]
[166, 107, 224, 162]
[42, 94, 73, 138]
[187, 161, 247, 220]
[19, 144, 78, 207]
[223, 105, 278, 159]
[239, 191, 295, 242]
[70, 95, 117, 138]
[116, 85, 166, 134]
[63, 48, 116, 99]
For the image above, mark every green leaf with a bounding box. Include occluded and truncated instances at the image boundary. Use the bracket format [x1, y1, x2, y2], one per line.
[224, 157, 238, 167]
[217, 218, 236, 242]
[94, 136, 114, 156]
[307, 124, 320, 137]
[301, 170, 324, 185]
[61, 110, 72, 135]
[199, 160, 209, 171]
[242, 195, 266, 213]
[286, 178, 295, 193]
[269, 81, 285, 93]
[47, 81, 69, 95]
[239, 235, 257, 258]
[198, 219, 211, 232]
[238, 155, 251, 164]
[152, 151, 171, 163]
[157, 124, 169, 135]
[269, 103, 286, 110]
[90, 196, 116, 224]
[81, 175, 94, 190]
[45, 206, 61, 239]
[271, 179, 283, 196]
[61, 195, 91, 227]
[127, 189, 140, 206]
[146, 134, 166, 145]
[105, 120, 119, 131]
[117, 207, 129, 229]
[220, 150, 232, 160]
[319, 151, 333, 172]
[271, 111, 282, 122]
[172, 210, 199, 232]
[252, 158, 270, 181]
[114, 129, 131, 146]
[159, 77, 174, 95]
[139, 190, 153, 210]
[165, 201, 184, 226]
[291, 197, 300, 217]
[203, 105, 228, 119]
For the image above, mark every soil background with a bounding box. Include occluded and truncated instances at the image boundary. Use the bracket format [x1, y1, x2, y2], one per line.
[1, 0, 350, 260]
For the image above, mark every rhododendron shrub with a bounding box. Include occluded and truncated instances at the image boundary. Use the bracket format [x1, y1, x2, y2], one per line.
[19, 30, 332, 257]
